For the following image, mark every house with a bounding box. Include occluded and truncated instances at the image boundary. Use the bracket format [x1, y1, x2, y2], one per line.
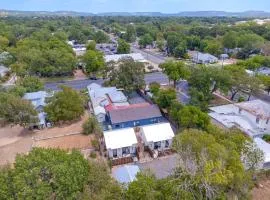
[105, 53, 147, 63]
[220, 54, 229, 60]
[0, 65, 9, 78]
[254, 138, 270, 168]
[104, 128, 138, 159]
[23, 91, 52, 128]
[209, 100, 270, 138]
[107, 104, 163, 129]
[256, 67, 270, 76]
[140, 123, 175, 152]
[189, 51, 218, 64]
[87, 83, 129, 123]
[112, 165, 140, 184]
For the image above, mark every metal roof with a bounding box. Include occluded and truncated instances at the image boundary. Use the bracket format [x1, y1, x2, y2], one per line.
[105, 53, 146, 63]
[104, 128, 137, 149]
[23, 91, 48, 109]
[108, 104, 162, 124]
[141, 123, 175, 143]
[112, 165, 140, 184]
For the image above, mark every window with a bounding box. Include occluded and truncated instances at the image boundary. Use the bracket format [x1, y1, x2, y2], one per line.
[122, 147, 130, 155]
[113, 149, 117, 158]
[165, 140, 170, 148]
[115, 124, 120, 128]
[134, 121, 140, 126]
[154, 141, 161, 150]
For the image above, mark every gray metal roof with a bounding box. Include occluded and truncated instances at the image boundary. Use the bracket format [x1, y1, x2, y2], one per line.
[109, 104, 162, 124]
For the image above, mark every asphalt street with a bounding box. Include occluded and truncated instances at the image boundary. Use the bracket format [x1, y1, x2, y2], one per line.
[131, 46, 166, 65]
[45, 72, 169, 91]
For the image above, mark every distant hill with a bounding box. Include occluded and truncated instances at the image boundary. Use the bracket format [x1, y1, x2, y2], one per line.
[1, 9, 270, 17]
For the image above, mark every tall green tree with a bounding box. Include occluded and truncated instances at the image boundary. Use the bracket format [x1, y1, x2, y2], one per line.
[45, 86, 84, 123]
[160, 61, 190, 87]
[117, 39, 130, 54]
[83, 50, 105, 76]
[0, 92, 38, 127]
[0, 148, 89, 200]
[124, 24, 136, 43]
[105, 58, 145, 93]
[138, 34, 154, 48]
[19, 76, 44, 93]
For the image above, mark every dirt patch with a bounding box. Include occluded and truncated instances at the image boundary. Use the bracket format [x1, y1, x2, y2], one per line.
[73, 69, 87, 80]
[252, 179, 270, 200]
[34, 112, 89, 140]
[34, 134, 94, 150]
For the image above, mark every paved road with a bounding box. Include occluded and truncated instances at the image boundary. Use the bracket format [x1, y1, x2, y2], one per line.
[45, 72, 170, 91]
[131, 46, 166, 65]
[45, 79, 104, 91]
[144, 72, 169, 85]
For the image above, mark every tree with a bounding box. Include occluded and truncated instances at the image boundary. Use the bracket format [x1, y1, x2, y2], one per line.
[93, 31, 109, 43]
[138, 34, 154, 48]
[155, 88, 177, 109]
[149, 82, 160, 96]
[160, 61, 190, 87]
[0, 148, 89, 199]
[166, 32, 182, 55]
[258, 74, 270, 94]
[0, 36, 9, 51]
[86, 40, 96, 51]
[173, 42, 187, 58]
[83, 50, 105, 76]
[117, 39, 130, 54]
[124, 24, 136, 43]
[126, 173, 162, 200]
[222, 31, 239, 49]
[156, 39, 166, 51]
[0, 92, 38, 127]
[203, 39, 222, 56]
[82, 117, 101, 136]
[172, 128, 257, 199]
[45, 86, 84, 123]
[177, 105, 210, 130]
[19, 76, 44, 93]
[105, 58, 145, 93]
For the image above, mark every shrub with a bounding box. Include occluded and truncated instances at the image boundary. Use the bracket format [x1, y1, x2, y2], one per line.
[262, 134, 270, 143]
[89, 151, 97, 159]
[82, 117, 100, 135]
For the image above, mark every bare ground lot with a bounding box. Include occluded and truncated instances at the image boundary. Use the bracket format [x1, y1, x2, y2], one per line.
[252, 179, 270, 200]
[0, 112, 90, 166]
[34, 134, 94, 150]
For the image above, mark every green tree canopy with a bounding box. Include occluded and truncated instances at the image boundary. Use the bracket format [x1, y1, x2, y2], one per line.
[19, 76, 44, 93]
[0, 92, 38, 127]
[83, 50, 105, 76]
[160, 61, 190, 87]
[105, 58, 145, 93]
[117, 39, 130, 54]
[0, 148, 89, 200]
[45, 86, 85, 123]
[138, 33, 154, 48]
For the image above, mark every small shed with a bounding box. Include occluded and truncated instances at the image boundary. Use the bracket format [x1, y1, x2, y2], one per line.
[140, 123, 175, 151]
[104, 128, 138, 159]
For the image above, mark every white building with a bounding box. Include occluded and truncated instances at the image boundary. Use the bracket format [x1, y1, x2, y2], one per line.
[87, 83, 129, 123]
[105, 53, 147, 63]
[140, 123, 175, 151]
[189, 51, 218, 64]
[254, 138, 270, 168]
[104, 128, 138, 159]
[0, 65, 9, 78]
[209, 100, 270, 138]
[23, 91, 53, 128]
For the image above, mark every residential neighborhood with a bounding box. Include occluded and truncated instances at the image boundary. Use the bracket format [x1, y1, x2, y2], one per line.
[1, 1, 270, 199]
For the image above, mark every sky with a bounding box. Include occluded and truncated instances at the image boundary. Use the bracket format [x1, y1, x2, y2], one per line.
[0, 0, 270, 13]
